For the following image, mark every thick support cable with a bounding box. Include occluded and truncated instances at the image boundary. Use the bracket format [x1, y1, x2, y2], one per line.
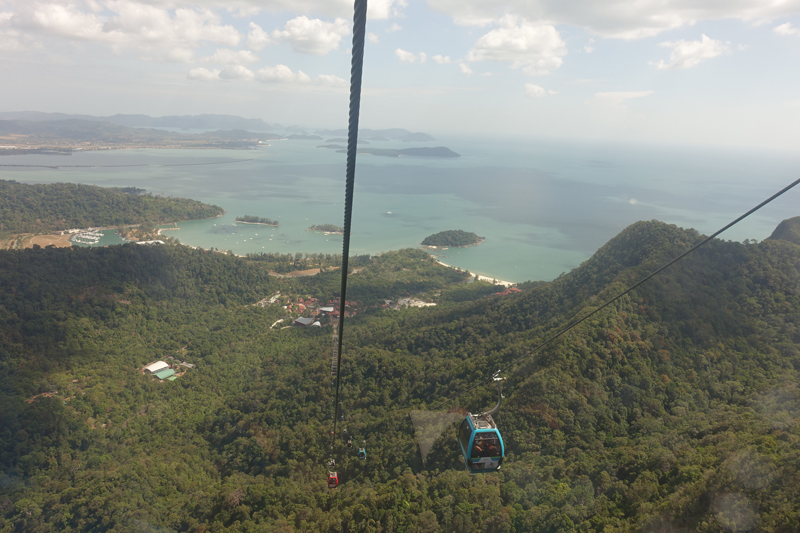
[330, 0, 368, 454]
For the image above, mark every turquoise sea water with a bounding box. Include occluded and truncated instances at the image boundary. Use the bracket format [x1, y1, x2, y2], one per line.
[3, 137, 799, 282]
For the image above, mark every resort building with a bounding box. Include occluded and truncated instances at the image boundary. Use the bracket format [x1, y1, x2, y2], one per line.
[144, 361, 170, 374]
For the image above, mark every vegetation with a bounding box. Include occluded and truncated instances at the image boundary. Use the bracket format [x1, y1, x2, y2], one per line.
[422, 229, 483, 247]
[768, 215, 800, 245]
[0, 180, 224, 236]
[236, 215, 278, 226]
[308, 224, 344, 234]
[1, 219, 800, 531]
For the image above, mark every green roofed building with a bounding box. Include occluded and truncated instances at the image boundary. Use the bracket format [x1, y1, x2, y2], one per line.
[154, 368, 175, 380]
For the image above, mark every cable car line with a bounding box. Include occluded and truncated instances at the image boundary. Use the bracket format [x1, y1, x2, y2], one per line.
[429, 176, 800, 413]
[324, 0, 799, 476]
[327, 0, 368, 488]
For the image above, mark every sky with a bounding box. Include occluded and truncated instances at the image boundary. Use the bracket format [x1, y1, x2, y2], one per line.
[1, 0, 800, 151]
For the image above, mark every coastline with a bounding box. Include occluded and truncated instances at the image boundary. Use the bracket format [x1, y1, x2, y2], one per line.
[434, 260, 514, 287]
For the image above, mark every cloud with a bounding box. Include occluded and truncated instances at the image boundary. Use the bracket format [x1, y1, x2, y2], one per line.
[203, 48, 259, 65]
[524, 83, 556, 97]
[8, 1, 242, 62]
[386, 22, 402, 33]
[155, 0, 404, 21]
[432, 54, 451, 64]
[774, 22, 800, 36]
[316, 73, 347, 87]
[654, 34, 729, 70]
[466, 17, 567, 75]
[219, 64, 254, 80]
[427, 0, 800, 39]
[187, 67, 220, 80]
[589, 91, 654, 106]
[395, 48, 425, 63]
[246, 21, 273, 50]
[255, 64, 311, 83]
[458, 62, 472, 74]
[272, 15, 349, 55]
[367, 32, 379, 43]
[584, 38, 594, 53]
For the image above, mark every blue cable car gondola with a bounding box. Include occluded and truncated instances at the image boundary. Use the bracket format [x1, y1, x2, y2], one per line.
[457, 374, 505, 473]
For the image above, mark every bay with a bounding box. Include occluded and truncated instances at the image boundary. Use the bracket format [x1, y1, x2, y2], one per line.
[2, 136, 798, 282]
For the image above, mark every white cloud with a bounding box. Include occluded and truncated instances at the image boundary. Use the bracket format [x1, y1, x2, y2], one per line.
[246, 21, 273, 50]
[219, 64, 255, 80]
[466, 17, 567, 75]
[774, 22, 800, 36]
[589, 91, 654, 106]
[524, 83, 556, 97]
[458, 62, 472, 74]
[316, 73, 347, 87]
[386, 22, 402, 33]
[432, 54, 451, 64]
[367, 32, 379, 43]
[187, 67, 220, 80]
[584, 38, 594, 53]
[255, 64, 311, 83]
[272, 15, 349, 55]
[419, 52, 427, 63]
[395, 48, 420, 63]
[654, 34, 729, 70]
[137, 0, 403, 21]
[427, 0, 800, 39]
[8, 1, 242, 62]
[203, 48, 258, 65]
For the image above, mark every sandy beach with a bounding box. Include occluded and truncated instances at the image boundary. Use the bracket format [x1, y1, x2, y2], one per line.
[435, 260, 514, 287]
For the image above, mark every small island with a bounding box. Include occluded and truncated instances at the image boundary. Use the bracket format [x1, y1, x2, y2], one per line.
[422, 230, 484, 248]
[236, 215, 279, 226]
[308, 224, 344, 235]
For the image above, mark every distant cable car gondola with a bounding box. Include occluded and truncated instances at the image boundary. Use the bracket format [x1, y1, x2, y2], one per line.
[358, 445, 367, 460]
[457, 374, 505, 473]
[327, 471, 339, 489]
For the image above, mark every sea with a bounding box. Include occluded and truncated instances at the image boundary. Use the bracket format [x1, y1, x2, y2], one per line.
[3, 136, 799, 283]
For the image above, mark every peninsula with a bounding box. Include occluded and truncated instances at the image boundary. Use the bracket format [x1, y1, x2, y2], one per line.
[422, 230, 484, 247]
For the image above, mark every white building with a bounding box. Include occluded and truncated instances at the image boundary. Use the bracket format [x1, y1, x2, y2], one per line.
[144, 361, 169, 374]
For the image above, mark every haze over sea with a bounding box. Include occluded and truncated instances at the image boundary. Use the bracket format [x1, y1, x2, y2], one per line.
[4, 136, 799, 282]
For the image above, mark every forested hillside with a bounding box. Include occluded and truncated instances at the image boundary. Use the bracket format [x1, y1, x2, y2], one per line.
[1, 220, 799, 532]
[0, 180, 224, 235]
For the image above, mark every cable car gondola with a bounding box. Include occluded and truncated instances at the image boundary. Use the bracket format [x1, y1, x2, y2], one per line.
[327, 471, 339, 489]
[358, 443, 367, 460]
[457, 374, 505, 473]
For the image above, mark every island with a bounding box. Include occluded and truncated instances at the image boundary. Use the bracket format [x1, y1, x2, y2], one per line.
[334, 146, 460, 158]
[235, 215, 279, 226]
[308, 224, 344, 235]
[422, 230, 484, 247]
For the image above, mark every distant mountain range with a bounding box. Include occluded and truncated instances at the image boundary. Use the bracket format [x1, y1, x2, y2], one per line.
[0, 112, 436, 141]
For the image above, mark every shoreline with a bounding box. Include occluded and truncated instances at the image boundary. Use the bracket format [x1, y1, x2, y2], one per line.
[434, 260, 514, 287]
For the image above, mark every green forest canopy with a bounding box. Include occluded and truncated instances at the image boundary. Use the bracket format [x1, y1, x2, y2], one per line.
[422, 229, 482, 247]
[0, 219, 799, 531]
[0, 179, 224, 236]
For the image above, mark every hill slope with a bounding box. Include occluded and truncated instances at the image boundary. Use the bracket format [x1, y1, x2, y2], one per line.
[0, 220, 799, 531]
[0, 179, 224, 235]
